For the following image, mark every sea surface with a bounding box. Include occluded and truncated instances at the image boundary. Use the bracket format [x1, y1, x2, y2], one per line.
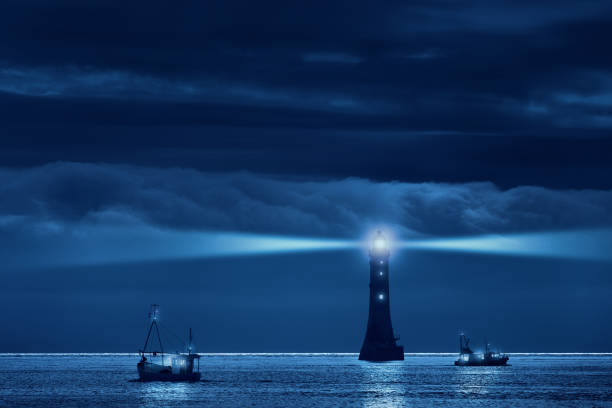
[0, 353, 611, 407]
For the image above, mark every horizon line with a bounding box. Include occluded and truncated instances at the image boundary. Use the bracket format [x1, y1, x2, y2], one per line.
[1, 352, 612, 356]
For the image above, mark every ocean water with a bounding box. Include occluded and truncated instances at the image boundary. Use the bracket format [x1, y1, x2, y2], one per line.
[0, 354, 611, 407]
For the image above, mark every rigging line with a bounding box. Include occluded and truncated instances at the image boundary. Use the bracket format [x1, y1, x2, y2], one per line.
[159, 321, 188, 352]
[141, 320, 155, 352]
[168, 311, 195, 344]
[154, 321, 164, 354]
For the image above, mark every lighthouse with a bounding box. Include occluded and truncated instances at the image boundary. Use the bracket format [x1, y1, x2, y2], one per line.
[359, 231, 404, 361]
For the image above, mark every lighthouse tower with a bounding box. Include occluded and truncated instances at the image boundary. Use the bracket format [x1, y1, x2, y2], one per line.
[359, 231, 404, 361]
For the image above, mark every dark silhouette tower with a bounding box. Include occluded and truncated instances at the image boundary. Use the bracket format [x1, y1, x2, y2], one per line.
[359, 231, 404, 361]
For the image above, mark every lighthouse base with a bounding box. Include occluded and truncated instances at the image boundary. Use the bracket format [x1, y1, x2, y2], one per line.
[359, 343, 404, 362]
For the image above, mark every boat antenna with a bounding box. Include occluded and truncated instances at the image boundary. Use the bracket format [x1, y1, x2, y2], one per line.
[142, 304, 164, 356]
[189, 328, 193, 355]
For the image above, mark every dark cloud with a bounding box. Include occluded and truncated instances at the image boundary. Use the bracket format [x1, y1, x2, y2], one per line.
[2, 162, 611, 238]
[1, 1, 612, 119]
[1, 1, 612, 188]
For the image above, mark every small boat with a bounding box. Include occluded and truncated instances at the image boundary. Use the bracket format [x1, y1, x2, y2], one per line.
[137, 304, 201, 382]
[454, 333, 509, 366]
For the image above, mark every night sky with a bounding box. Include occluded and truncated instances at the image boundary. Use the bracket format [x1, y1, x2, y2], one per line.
[1, 1, 611, 352]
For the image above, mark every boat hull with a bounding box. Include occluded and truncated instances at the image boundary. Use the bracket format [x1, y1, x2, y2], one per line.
[454, 356, 509, 366]
[137, 362, 201, 382]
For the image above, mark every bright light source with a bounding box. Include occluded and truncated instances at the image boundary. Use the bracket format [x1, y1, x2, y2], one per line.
[378, 293, 385, 300]
[374, 238, 386, 250]
[370, 231, 389, 254]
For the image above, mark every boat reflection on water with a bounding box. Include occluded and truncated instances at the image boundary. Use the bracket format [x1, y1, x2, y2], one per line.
[137, 305, 201, 382]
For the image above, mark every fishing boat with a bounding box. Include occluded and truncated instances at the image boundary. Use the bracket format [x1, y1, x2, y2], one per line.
[454, 333, 509, 366]
[137, 304, 201, 382]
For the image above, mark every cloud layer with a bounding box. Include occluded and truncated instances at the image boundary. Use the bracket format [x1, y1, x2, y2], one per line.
[2, 1, 612, 189]
[2, 162, 611, 239]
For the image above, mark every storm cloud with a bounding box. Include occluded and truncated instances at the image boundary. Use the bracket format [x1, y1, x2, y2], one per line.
[2, 1, 612, 188]
[2, 162, 611, 239]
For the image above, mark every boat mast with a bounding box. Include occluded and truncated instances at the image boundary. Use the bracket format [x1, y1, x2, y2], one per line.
[142, 304, 164, 356]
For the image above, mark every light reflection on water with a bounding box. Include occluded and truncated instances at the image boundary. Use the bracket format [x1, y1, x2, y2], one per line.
[0, 354, 610, 407]
[136, 381, 193, 407]
[451, 366, 504, 398]
[358, 360, 407, 408]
